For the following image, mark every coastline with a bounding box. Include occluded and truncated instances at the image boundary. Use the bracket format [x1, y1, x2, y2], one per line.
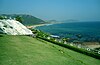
[33, 24, 47, 29]
[26, 24, 47, 29]
[26, 23, 58, 29]
[26, 23, 100, 49]
[26, 22, 64, 29]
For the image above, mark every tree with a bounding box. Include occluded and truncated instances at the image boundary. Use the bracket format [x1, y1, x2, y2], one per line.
[0, 16, 4, 20]
[15, 16, 23, 23]
[0, 16, 7, 20]
[62, 38, 70, 42]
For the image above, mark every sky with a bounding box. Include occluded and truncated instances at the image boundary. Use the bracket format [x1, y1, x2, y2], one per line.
[0, 0, 100, 21]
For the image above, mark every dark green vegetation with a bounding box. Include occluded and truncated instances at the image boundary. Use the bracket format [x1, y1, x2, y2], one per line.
[0, 14, 45, 25]
[0, 35, 100, 65]
[15, 16, 23, 23]
[0, 16, 5, 19]
[32, 29, 100, 58]
[38, 36, 100, 59]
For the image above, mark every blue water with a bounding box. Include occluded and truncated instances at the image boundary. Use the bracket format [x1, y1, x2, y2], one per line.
[36, 22, 100, 42]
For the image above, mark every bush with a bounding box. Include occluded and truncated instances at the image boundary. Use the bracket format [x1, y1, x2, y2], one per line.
[37, 36, 100, 59]
[0, 34, 3, 37]
[15, 16, 23, 23]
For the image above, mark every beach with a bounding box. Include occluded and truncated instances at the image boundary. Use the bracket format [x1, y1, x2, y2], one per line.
[83, 42, 100, 49]
[26, 24, 47, 29]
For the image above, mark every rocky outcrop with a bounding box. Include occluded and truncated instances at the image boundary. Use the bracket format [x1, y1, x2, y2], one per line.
[0, 19, 33, 35]
[0, 14, 45, 25]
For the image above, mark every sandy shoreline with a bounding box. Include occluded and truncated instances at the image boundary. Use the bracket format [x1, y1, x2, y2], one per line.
[33, 24, 47, 28]
[26, 24, 47, 29]
[83, 42, 100, 49]
[26, 22, 62, 29]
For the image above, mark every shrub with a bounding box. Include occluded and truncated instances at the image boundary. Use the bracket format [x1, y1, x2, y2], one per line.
[37, 36, 100, 59]
[0, 35, 3, 37]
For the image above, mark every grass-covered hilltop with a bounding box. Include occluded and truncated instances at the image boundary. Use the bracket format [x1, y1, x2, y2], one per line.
[0, 35, 100, 65]
[0, 14, 46, 25]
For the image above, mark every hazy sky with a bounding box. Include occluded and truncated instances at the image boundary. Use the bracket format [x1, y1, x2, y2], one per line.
[0, 0, 100, 21]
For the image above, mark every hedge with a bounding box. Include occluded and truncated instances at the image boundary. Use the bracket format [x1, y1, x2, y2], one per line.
[37, 36, 100, 59]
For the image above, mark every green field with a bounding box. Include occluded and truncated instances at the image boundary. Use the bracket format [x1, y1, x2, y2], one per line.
[0, 35, 100, 65]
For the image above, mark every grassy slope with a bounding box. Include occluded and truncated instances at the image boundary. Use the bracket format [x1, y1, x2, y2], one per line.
[0, 35, 100, 65]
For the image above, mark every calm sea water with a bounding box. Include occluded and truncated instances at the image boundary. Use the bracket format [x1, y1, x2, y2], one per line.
[36, 22, 100, 41]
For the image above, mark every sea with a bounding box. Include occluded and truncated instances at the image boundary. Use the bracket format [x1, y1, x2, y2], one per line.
[35, 22, 100, 42]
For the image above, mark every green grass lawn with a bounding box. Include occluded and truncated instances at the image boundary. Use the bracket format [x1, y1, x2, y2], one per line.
[0, 35, 100, 65]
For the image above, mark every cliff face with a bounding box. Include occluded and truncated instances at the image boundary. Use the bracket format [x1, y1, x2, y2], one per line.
[0, 19, 33, 35]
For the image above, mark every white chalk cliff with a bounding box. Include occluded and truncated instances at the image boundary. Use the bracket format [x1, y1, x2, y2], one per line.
[0, 19, 33, 35]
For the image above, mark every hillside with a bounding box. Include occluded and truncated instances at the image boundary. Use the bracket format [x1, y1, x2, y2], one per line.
[0, 14, 45, 25]
[0, 35, 100, 65]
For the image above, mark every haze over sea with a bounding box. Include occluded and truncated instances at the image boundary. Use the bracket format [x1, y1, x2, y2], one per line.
[36, 21, 100, 42]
